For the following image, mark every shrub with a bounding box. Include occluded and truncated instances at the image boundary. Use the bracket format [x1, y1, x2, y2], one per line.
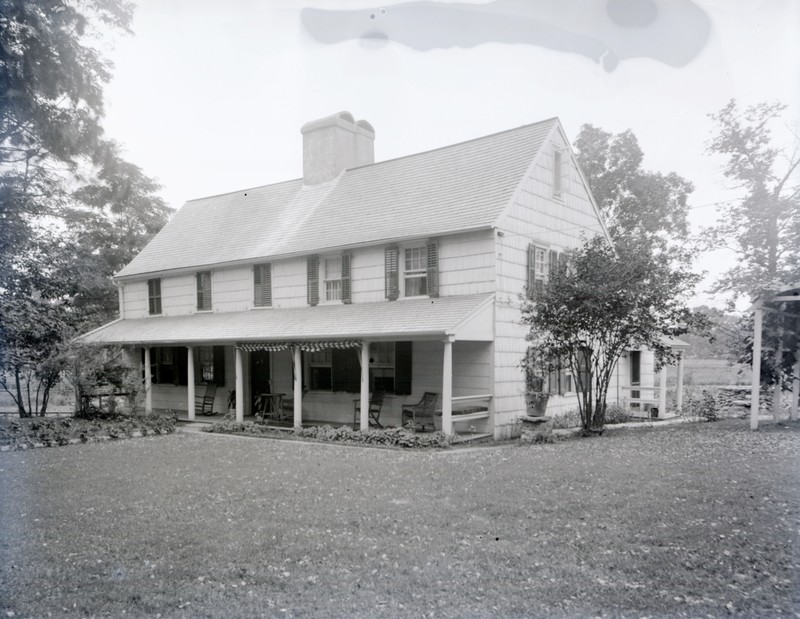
[698, 390, 718, 422]
[604, 404, 631, 425]
[551, 409, 582, 429]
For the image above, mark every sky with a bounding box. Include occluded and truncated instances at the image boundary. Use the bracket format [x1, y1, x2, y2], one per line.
[99, 0, 800, 309]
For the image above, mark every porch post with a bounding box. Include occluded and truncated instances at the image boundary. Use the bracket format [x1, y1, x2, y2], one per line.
[773, 329, 784, 422]
[791, 352, 799, 422]
[658, 364, 667, 419]
[187, 346, 195, 421]
[675, 352, 685, 413]
[235, 347, 244, 422]
[441, 336, 454, 436]
[143, 346, 152, 415]
[751, 303, 763, 430]
[360, 341, 370, 431]
[293, 346, 302, 428]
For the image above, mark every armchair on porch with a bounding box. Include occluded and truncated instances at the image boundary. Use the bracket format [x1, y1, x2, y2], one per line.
[195, 383, 217, 416]
[353, 392, 385, 429]
[401, 392, 439, 432]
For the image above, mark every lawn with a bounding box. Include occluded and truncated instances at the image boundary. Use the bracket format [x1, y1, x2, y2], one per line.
[1, 420, 798, 618]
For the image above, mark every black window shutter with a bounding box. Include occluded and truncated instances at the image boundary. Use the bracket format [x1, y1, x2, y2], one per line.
[213, 346, 225, 385]
[174, 347, 188, 386]
[341, 252, 352, 304]
[332, 348, 360, 393]
[426, 239, 439, 298]
[254, 264, 272, 307]
[394, 341, 412, 395]
[307, 256, 319, 306]
[385, 246, 399, 300]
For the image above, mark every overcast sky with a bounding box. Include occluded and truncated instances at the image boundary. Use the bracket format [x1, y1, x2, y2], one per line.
[100, 0, 799, 308]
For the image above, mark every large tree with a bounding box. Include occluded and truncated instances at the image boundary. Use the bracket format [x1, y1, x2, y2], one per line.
[521, 236, 703, 434]
[573, 124, 694, 248]
[706, 100, 800, 396]
[0, 0, 169, 415]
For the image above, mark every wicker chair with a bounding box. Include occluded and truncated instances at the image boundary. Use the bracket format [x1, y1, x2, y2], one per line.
[400, 392, 439, 432]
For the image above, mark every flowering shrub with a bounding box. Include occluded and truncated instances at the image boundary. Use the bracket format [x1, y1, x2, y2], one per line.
[0, 414, 176, 450]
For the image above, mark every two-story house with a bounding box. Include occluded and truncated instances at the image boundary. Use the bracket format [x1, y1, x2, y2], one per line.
[79, 111, 676, 439]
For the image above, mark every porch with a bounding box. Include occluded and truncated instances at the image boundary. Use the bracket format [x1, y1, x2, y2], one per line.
[78, 294, 498, 438]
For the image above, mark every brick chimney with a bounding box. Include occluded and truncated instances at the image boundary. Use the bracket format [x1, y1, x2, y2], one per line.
[301, 111, 375, 185]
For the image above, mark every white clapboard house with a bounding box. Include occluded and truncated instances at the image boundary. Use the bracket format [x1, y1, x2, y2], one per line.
[79, 112, 677, 438]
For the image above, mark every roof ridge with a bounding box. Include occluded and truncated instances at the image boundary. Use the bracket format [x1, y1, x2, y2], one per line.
[184, 176, 303, 203]
[343, 116, 559, 174]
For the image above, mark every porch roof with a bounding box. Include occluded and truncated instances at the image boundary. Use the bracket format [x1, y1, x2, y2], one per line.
[77, 294, 494, 346]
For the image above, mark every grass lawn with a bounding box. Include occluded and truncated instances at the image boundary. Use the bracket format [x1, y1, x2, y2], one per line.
[1, 419, 798, 618]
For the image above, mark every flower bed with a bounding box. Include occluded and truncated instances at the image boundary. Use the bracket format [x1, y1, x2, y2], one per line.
[204, 419, 452, 448]
[0, 414, 177, 451]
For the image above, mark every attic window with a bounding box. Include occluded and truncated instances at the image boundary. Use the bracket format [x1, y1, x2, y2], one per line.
[553, 149, 564, 198]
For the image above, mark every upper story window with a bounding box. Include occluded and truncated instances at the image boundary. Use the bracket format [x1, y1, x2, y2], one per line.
[196, 271, 212, 311]
[630, 350, 641, 386]
[308, 253, 351, 306]
[254, 263, 272, 307]
[527, 244, 562, 300]
[324, 257, 342, 301]
[147, 278, 162, 315]
[404, 247, 428, 297]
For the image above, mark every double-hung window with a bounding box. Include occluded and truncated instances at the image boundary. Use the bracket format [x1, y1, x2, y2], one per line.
[147, 278, 162, 315]
[309, 349, 332, 390]
[324, 257, 342, 302]
[404, 246, 428, 297]
[196, 271, 212, 311]
[370, 342, 396, 392]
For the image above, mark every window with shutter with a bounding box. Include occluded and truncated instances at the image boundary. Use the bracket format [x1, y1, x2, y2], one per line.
[253, 263, 272, 307]
[527, 244, 548, 299]
[196, 271, 212, 311]
[147, 278, 162, 315]
[549, 249, 559, 281]
[404, 246, 427, 296]
[307, 256, 319, 306]
[385, 246, 399, 300]
[324, 257, 342, 301]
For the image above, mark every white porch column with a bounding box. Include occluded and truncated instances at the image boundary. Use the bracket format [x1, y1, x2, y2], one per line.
[293, 346, 303, 428]
[773, 333, 784, 422]
[441, 337, 454, 436]
[675, 352, 685, 413]
[791, 353, 799, 422]
[658, 365, 667, 419]
[143, 346, 153, 415]
[751, 304, 763, 430]
[187, 346, 195, 421]
[235, 347, 244, 422]
[360, 342, 370, 431]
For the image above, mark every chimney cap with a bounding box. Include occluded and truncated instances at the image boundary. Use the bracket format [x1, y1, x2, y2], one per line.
[301, 110, 355, 135]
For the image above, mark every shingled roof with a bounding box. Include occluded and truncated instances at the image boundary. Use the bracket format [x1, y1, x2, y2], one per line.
[115, 117, 558, 279]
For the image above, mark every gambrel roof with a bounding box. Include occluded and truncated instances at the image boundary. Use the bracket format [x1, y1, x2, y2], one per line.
[115, 118, 559, 279]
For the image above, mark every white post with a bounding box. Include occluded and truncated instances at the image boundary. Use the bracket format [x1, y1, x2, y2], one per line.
[773, 332, 784, 422]
[675, 352, 685, 413]
[751, 304, 763, 430]
[791, 353, 799, 422]
[360, 342, 370, 431]
[293, 346, 303, 428]
[658, 364, 667, 419]
[187, 346, 195, 421]
[144, 346, 153, 415]
[441, 337, 454, 436]
[235, 347, 244, 422]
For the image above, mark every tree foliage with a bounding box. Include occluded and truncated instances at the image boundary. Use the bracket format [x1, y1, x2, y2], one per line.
[521, 236, 705, 433]
[573, 124, 694, 247]
[0, 0, 169, 416]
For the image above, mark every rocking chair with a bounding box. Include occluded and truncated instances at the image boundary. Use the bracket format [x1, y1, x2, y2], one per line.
[195, 383, 217, 416]
[353, 392, 385, 429]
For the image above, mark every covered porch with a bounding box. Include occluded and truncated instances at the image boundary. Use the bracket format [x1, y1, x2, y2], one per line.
[79, 294, 496, 437]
